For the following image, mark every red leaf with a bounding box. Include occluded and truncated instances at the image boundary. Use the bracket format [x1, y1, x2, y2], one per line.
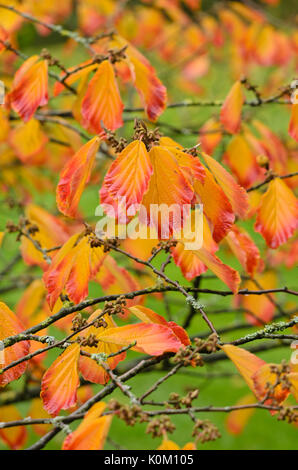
[0, 302, 29, 387]
[82, 60, 123, 133]
[41, 343, 80, 416]
[10, 56, 48, 122]
[57, 136, 100, 218]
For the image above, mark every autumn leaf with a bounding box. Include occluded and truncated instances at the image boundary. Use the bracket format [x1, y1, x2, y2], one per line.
[129, 305, 190, 346]
[9, 55, 48, 122]
[95, 255, 143, 308]
[254, 25, 277, 66]
[0, 26, 9, 53]
[139, 145, 194, 236]
[62, 402, 112, 450]
[236, 271, 276, 325]
[56, 136, 101, 218]
[111, 35, 167, 121]
[221, 344, 266, 393]
[220, 81, 244, 134]
[158, 440, 180, 450]
[28, 398, 52, 436]
[53, 60, 98, 96]
[158, 440, 196, 450]
[0, 302, 29, 387]
[186, 247, 240, 293]
[288, 373, 298, 402]
[200, 118, 222, 155]
[9, 118, 48, 164]
[225, 225, 261, 276]
[16, 279, 46, 327]
[41, 343, 80, 416]
[20, 204, 70, 270]
[15, 279, 48, 362]
[288, 104, 298, 142]
[0, 405, 27, 449]
[82, 60, 123, 133]
[43, 233, 106, 309]
[0, 108, 10, 143]
[252, 120, 287, 174]
[254, 178, 298, 248]
[171, 211, 239, 292]
[252, 363, 290, 404]
[222, 345, 294, 408]
[194, 166, 234, 242]
[224, 134, 261, 188]
[79, 312, 127, 385]
[226, 394, 256, 435]
[202, 152, 249, 218]
[172, 217, 240, 292]
[100, 140, 152, 217]
[98, 322, 183, 356]
[160, 137, 205, 184]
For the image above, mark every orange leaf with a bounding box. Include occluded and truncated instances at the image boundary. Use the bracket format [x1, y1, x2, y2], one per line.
[62, 402, 112, 450]
[254, 178, 298, 248]
[9, 118, 48, 164]
[82, 60, 123, 133]
[197, 247, 240, 293]
[183, 442, 197, 450]
[56, 136, 100, 218]
[220, 81, 244, 134]
[200, 118, 222, 155]
[0, 405, 27, 449]
[95, 255, 143, 308]
[252, 363, 290, 404]
[41, 343, 80, 416]
[224, 135, 260, 188]
[202, 152, 249, 218]
[28, 398, 52, 436]
[16, 279, 46, 328]
[43, 233, 106, 309]
[157, 439, 196, 450]
[171, 211, 215, 280]
[0, 302, 29, 387]
[194, 166, 234, 242]
[53, 60, 98, 96]
[10, 56, 48, 122]
[158, 440, 180, 450]
[172, 241, 207, 280]
[20, 204, 70, 270]
[129, 305, 190, 346]
[0, 108, 10, 143]
[101, 140, 152, 217]
[139, 145, 194, 236]
[237, 271, 276, 326]
[288, 373, 298, 402]
[0, 26, 9, 53]
[160, 137, 205, 184]
[221, 344, 266, 394]
[252, 120, 287, 174]
[112, 36, 167, 121]
[15, 280, 48, 362]
[254, 25, 277, 66]
[225, 225, 261, 277]
[226, 394, 256, 435]
[173, 242, 240, 292]
[79, 312, 126, 385]
[289, 104, 298, 142]
[98, 322, 183, 356]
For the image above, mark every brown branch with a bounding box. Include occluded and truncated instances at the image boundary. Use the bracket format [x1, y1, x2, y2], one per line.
[247, 172, 298, 192]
